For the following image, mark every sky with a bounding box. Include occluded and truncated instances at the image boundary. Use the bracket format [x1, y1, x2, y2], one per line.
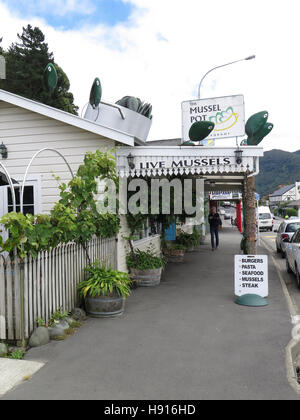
[0, 0, 299, 152]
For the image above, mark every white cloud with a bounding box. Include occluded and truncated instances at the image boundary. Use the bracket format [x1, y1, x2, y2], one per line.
[0, 0, 300, 151]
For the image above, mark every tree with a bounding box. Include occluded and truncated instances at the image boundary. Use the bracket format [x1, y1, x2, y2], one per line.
[0, 25, 78, 115]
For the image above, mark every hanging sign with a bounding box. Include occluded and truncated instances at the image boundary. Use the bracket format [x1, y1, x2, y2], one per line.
[210, 192, 242, 200]
[181, 95, 245, 142]
[234, 255, 268, 297]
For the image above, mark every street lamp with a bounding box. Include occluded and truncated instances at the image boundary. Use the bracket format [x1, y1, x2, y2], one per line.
[198, 55, 255, 98]
[0, 142, 8, 159]
[127, 153, 135, 169]
[234, 148, 243, 164]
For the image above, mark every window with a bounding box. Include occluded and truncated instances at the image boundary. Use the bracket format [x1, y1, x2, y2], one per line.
[286, 223, 300, 233]
[0, 177, 41, 243]
[132, 217, 162, 242]
[259, 213, 271, 220]
[292, 230, 300, 243]
[8, 186, 35, 215]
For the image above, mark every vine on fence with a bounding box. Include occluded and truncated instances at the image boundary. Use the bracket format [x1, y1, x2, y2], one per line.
[0, 149, 120, 259]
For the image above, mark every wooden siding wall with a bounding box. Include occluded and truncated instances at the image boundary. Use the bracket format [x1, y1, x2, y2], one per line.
[0, 101, 115, 213]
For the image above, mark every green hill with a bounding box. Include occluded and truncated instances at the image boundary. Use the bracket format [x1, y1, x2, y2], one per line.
[255, 149, 300, 197]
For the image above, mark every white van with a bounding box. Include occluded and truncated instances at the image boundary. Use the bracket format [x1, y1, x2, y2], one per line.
[257, 206, 273, 231]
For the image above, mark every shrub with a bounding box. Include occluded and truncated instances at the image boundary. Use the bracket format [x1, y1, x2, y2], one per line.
[176, 230, 199, 248]
[78, 261, 131, 298]
[284, 208, 298, 218]
[126, 248, 165, 271]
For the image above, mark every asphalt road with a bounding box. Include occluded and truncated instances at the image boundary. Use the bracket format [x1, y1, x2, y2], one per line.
[258, 218, 300, 316]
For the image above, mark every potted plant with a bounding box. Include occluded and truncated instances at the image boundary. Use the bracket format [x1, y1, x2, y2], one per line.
[176, 230, 199, 252]
[77, 261, 131, 318]
[163, 243, 186, 262]
[126, 248, 165, 287]
[190, 229, 203, 250]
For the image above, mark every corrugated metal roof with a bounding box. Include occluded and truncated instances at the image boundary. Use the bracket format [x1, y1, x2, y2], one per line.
[270, 184, 295, 197]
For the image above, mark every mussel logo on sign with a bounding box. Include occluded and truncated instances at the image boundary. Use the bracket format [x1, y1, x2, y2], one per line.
[181, 95, 245, 143]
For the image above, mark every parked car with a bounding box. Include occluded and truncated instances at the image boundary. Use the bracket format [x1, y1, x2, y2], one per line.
[224, 211, 231, 220]
[257, 206, 273, 231]
[285, 228, 300, 288]
[275, 218, 300, 257]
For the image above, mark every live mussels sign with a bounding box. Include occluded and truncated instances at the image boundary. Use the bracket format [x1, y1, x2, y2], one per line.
[139, 156, 233, 170]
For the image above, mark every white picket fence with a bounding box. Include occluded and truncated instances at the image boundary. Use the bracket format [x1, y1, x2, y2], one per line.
[0, 236, 117, 343]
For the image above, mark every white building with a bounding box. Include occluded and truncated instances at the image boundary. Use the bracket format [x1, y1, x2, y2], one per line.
[0, 89, 162, 271]
[269, 184, 296, 205]
[0, 88, 264, 271]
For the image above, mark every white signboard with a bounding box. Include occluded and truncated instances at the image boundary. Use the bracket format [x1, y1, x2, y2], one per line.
[181, 94, 245, 142]
[210, 192, 242, 200]
[234, 255, 268, 297]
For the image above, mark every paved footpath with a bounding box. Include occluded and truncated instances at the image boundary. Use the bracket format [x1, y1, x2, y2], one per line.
[1, 226, 299, 400]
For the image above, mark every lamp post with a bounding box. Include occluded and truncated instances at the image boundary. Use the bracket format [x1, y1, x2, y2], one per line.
[197, 55, 255, 99]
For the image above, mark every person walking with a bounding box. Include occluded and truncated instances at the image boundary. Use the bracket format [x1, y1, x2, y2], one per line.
[208, 206, 222, 251]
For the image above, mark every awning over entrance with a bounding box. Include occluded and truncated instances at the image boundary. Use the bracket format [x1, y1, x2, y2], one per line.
[116, 146, 264, 178]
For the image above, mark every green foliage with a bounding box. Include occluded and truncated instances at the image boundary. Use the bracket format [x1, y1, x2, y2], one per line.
[126, 248, 165, 270]
[0, 212, 58, 258]
[36, 317, 46, 327]
[95, 213, 121, 238]
[126, 213, 148, 235]
[48, 307, 69, 327]
[0, 24, 78, 114]
[69, 320, 82, 329]
[77, 261, 131, 299]
[8, 349, 25, 360]
[115, 96, 152, 119]
[164, 243, 186, 251]
[176, 230, 199, 248]
[0, 149, 120, 258]
[284, 208, 298, 218]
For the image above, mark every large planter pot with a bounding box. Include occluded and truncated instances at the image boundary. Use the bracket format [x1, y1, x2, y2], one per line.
[85, 294, 125, 318]
[130, 268, 162, 287]
[163, 249, 185, 263]
[84, 102, 152, 143]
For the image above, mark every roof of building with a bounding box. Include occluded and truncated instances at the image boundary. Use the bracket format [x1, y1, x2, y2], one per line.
[270, 184, 295, 197]
[0, 89, 135, 146]
[145, 138, 181, 146]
